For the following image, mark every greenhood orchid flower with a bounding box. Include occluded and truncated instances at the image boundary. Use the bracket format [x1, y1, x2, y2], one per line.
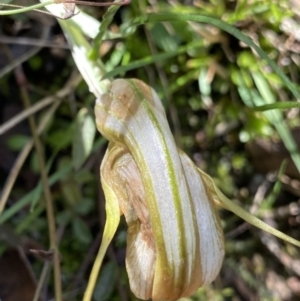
[83, 78, 300, 301]
[95, 78, 224, 300]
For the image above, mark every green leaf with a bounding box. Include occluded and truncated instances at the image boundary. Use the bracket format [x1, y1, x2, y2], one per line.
[47, 125, 73, 151]
[252, 102, 300, 111]
[102, 40, 204, 80]
[72, 108, 96, 170]
[6, 134, 30, 151]
[72, 217, 92, 244]
[93, 262, 118, 301]
[151, 23, 181, 52]
[90, 0, 124, 60]
[251, 71, 300, 173]
[74, 198, 94, 215]
[0, 0, 15, 5]
[60, 176, 82, 207]
[132, 13, 300, 100]
[0, 163, 72, 221]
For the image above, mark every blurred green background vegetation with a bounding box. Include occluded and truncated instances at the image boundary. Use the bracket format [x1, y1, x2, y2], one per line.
[0, 0, 300, 301]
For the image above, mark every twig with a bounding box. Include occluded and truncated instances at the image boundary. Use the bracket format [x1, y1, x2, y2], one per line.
[32, 262, 51, 301]
[15, 66, 62, 301]
[0, 140, 34, 214]
[0, 36, 69, 49]
[0, 72, 81, 135]
[260, 225, 300, 277]
[262, 199, 300, 220]
[0, 72, 82, 214]
[0, 26, 50, 78]
[0, 95, 59, 135]
[225, 177, 270, 239]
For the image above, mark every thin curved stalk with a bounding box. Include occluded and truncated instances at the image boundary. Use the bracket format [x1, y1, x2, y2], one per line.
[0, 1, 53, 15]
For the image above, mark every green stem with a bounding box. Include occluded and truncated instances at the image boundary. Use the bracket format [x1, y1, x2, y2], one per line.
[200, 170, 300, 248]
[217, 186, 300, 248]
[0, 0, 53, 15]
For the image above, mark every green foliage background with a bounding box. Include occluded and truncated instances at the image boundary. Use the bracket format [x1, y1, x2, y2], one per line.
[0, 0, 300, 301]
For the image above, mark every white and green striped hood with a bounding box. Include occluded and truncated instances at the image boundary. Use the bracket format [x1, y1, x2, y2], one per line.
[95, 79, 224, 301]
